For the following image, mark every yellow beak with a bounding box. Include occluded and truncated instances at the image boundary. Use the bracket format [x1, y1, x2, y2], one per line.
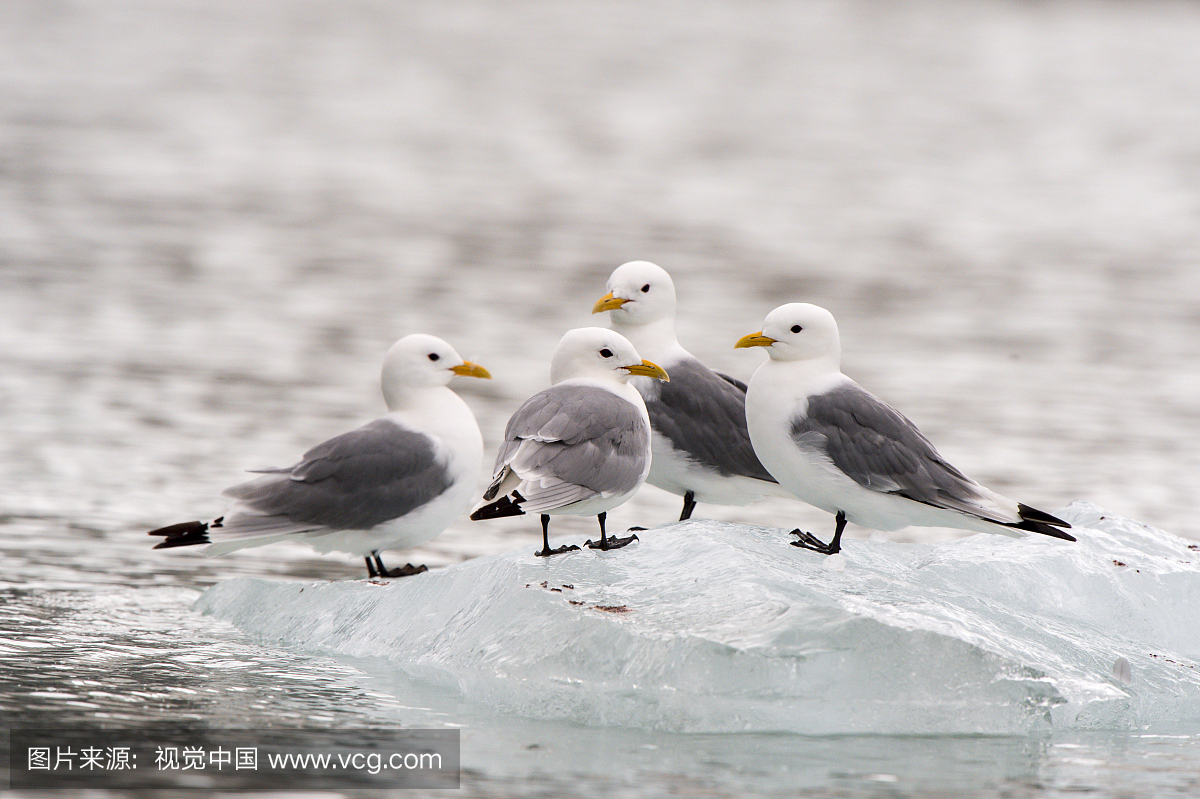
[735, 332, 777, 349]
[451, 361, 492, 379]
[592, 292, 629, 314]
[622, 359, 669, 382]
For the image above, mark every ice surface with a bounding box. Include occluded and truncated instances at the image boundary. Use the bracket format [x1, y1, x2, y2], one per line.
[195, 502, 1200, 735]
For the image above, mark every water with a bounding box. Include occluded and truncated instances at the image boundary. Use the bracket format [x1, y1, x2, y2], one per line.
[3, 0, 1200, 795]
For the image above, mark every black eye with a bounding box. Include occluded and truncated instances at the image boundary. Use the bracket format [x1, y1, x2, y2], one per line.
[599, 348, 614, 358]
[790, 325, 802, 333]
[640, 284, 650, 293]
[428, 353, 440, 361]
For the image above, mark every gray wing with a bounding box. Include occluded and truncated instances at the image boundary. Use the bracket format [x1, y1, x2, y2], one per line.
[219, 418, 452, 536]
[486, 384, 649, 511]
[792, 383, 990, 515]
[641, 358, 775, 482]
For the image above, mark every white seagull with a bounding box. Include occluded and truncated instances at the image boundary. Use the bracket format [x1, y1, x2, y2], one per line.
[470, 327, 669, 556]
[735, 303, 1073, 554]
[150, 334, 491, 578]
[592, 261, 787, 521]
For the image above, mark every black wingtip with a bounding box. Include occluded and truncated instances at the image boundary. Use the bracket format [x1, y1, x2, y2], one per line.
[1014, 504, 1075, 541]
[148, 518, 217, 549]
[470, 492, 526, 521]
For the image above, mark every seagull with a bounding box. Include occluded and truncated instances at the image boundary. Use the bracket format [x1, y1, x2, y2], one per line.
[470, 327, 669, 556]
[592, 261, 786, 522]
[735, 303, 1074, 554]
[149, 334, 491, 578]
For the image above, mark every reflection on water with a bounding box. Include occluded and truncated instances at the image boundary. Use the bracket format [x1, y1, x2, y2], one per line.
[0, 587, 414, 730]
[3, 0, 1200, 795]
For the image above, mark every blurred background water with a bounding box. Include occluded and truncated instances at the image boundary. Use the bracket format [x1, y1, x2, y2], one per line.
[2, 0, 1200, 796]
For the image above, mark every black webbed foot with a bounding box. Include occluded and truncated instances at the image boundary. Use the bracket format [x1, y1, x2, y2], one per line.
[788, 511, 847, 556]
[582, 511, 638, 551]
[535, 544, 582, 557]
[789, 529, 840, 555]
[382, 563, 429, 578]
[584, 532, 639, 551]
[368, 554, 430, 578]
[534, 514, 580, 557]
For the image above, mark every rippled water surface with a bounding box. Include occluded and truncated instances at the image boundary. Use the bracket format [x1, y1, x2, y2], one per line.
[3, 0, 1200, 796]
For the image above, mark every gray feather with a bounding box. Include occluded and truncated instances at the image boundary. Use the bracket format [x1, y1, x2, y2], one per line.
[220, 418, 452, 534]
[792, 384, 987, 513]
[491, 383, 650, 499]
[637, 357, 775, 482]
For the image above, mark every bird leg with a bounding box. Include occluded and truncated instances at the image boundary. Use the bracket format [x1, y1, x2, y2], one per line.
[535, 514, 581, 557]
[790, 511, 846, 555]
[370, 553, 429, 578]
[586, 511, 639, 551]
[678, 490, 697, 522]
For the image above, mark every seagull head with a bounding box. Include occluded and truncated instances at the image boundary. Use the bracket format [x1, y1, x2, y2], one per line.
[550, 327, 669, 386]
[592, 261, 677, 327]
[381, 334, 491, 408]
[735, 303, 841, 364]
